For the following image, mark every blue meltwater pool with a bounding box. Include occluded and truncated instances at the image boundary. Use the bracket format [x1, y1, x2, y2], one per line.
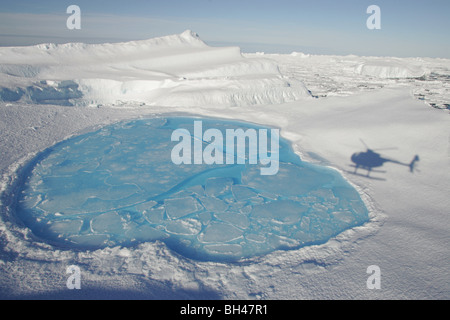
[14, 117, 368, 262]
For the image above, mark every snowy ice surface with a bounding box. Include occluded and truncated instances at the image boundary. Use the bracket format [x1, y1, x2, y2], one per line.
[0, 31, 449, 299]
[266, 52, 450, 110]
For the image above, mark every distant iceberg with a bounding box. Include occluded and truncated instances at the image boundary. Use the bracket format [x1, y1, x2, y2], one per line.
[355, 59, 428, 79]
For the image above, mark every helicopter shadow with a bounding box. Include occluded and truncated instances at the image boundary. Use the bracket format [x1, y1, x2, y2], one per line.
[346, 140, 420, 181]
[345, 168, 387, 181]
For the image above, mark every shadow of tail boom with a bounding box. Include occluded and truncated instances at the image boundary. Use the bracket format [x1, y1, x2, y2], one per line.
[409, 155, 420, 172]
[389, 155, 420, 172]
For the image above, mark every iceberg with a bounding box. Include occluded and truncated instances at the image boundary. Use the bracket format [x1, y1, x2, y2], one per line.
[0, 30, 311, 107]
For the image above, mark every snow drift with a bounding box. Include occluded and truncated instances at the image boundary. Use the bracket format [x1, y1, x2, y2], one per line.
[0, 30, 310, 107]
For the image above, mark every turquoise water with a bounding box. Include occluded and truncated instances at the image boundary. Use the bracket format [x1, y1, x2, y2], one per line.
[15, 117, 368, 262]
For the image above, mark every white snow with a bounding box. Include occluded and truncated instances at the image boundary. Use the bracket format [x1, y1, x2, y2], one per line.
[0, 31, 449, 299]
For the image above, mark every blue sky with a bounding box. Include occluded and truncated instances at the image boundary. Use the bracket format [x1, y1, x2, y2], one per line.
[0, 0, 449, 58]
